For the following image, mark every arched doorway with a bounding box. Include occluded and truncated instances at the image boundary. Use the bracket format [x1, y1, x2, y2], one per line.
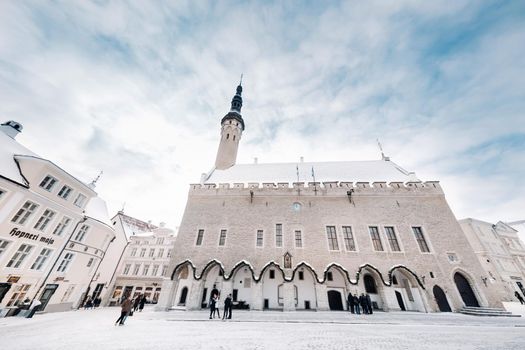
[294, 266, 317, 310]
[362, 272, 384, 310]
[433, 285, 451, 312]
[178, 287, 188, 305]
[395, 291, 406, 311]
[454, 272, 480, 307]
[327, 290, 344, 310]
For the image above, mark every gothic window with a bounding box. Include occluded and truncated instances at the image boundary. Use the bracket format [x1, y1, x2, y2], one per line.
[364, 274, 377, 293]
[256, 230, 264, 247]
[284, 253, 292, 268]
[326, 226, 339, 250]
[412, 227, 430, 252]
[295, 230, 302, 248]
[196, 229, 204, 246]
[342, 226, 356, 251]
[369, 226, 384, 251]
[385, 227, 401, 251]
[275, 224, 283, 247]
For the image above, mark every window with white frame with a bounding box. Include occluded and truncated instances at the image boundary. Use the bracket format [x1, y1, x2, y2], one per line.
[412, 227, 431, 253]
[196, 229, 204, 246]
[156, 237, 164, 245]
[52, 216, 71, 236]
[152, 264, 159, 276]
[123, 264, 131, 275]
[39, 175, 58, 191]
[219, 229, 227, 246]
[0, 239, 11, 258]
[132, 264, 140, 275]
[149, 248, 155, 257]
[342, 226, 356, 251]
[87, 257, 94, 267]
[140, 248, 146, 257]
[130, 248, 137, 257]
[142, 264, 150, 276]
[74, 224, 89, 242]
[295, 230, 303, 248]
[157, 248, 164, 258]
[369, 226, 384, 251]
[11, 201, 39, 225]
[6, 244, 34, 268]
[74, 193, 87, 207]
[256, 230, 264, 247]
[384, 226, 401, 252]
[57, 252, 74, 272]
[30, 248, 53, 270]
[34, 209, 56, 231]
[57, 185, 73, 200]
[275, 224, 283, 247]
[326, 226, 339, 250]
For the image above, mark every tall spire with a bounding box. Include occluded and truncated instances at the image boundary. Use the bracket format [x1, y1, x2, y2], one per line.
[230, 74, 243, 113]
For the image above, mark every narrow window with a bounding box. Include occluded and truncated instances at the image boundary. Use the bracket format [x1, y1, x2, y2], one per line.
[226, 133, 230, 140]
[162, 265, 168, 276]
[39, 175, 58, 191]
[133, 264, 140, 275]
[57, 252, 74, 272]
[167, 249, 172, 258]
[295, 230, 303, 248]
[74, 193, 87, 207]
[52, 216, 71, 236]
[342, 226, 356, 251]
[196, 229, 204, 246]
[269, 269, 275, 279]
[34, 209, 56, 231]
[0, 239, 11, 258]
[74, 224, 89, 242]
[57, 185, 73, 200]
[7, 244, 33, 268]
[412, 227, 430, 252]
[87, 257, 94, 268]
[385, 227, 401, 251]
[123, 264, 131, 275]
[233, 135, 236, 141]
[11, 201, 39, 225]
[131, 248, 137, 257]
[140, 248, 146, 257]
[326, 226, 339, 250]
[275, 224, 283, 247]
[156, 237, 164, 245]
[152, 264, 159, 276]
[143, 264, 150, 276]
[256, 230, 264, 247]
[149, 248, 155, 257]
[327, 271, 333, 281]
[298, 271, 304, 280]
[157, 248, 164, 258]
[369, 226, 384, 251]
[30, 248, 53, 270]
[219, 229, 227, 246]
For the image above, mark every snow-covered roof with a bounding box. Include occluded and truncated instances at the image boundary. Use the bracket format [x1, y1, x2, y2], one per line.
[204, 160, 419, 184]
[85, 196, 113, 228]
[114, 212, 158, 238]
[0, 130, 37, 186]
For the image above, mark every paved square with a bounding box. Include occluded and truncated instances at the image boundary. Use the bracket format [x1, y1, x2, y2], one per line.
[1, 307, 524, 349]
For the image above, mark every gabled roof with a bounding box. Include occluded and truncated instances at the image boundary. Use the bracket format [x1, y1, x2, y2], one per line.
[204, 159, 419, 184]
[0, 130, 37, 186]
[113, 212, 158, 238]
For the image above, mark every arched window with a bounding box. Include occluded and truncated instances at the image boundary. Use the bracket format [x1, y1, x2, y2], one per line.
[178, 287, 188, 305]
[364, 274, 377, 294]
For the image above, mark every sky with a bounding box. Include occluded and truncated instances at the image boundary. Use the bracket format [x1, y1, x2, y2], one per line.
[0, 0, 524, 228]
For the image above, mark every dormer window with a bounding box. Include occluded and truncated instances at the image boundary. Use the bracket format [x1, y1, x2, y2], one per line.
[74, 193, 87, 207]
[39, 175, 58, 192]
[58, 185, 73, 200]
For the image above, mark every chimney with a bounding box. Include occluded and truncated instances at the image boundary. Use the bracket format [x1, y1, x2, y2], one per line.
[1, 120, 23, 139]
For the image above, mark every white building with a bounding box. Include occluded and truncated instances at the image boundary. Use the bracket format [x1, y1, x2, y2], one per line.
[106, 212, 176, 306]
[0, 120, 115, 315]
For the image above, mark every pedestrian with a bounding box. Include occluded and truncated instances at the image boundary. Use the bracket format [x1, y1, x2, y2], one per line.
[353, 295, 360, 314]
[115, 296, 133, 326]
[139, 294, 146, 312]
[133, 295, 141, 312]
[209, 295, 216, 319]
[85, 297, 94, 310]
[94, 297, 101, 308]
[365, 293, 373, 314]
[359, 293, 368, 314]
[26, 299, 42, 318]
[211, 284, 220, 300]
[223, 294, 232, 320]
[213, 295, 221, 319]
[347, 292, 354, 314]
[515, 291, 525, 305]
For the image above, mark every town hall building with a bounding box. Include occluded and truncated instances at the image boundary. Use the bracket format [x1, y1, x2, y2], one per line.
[157, 84, 508, 313]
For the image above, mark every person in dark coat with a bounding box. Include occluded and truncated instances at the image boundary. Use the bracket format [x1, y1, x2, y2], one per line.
[365, 293, 373, 314]
[133, 296, 141, 312]
[211, 284, 220, 300]
[515, 291, 525, 305]
[138, 295, 146, 312]
[223, 294, 232, 320]
[347, 292, 354, 313]
[359, 293, 368, 314]
[209, 295, 216, 319]
[353, 295, 361, 314]
[115, 296, 133, 325]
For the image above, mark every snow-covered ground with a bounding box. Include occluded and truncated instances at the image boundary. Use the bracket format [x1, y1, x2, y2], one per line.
[1, 306, 525, 350]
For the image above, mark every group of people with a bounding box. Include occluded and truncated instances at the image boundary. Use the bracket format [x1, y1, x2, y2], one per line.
[115, 294, 147, 326]
[83, 296, 102, 309]
[347, 292, 374, 315]
[208, 284, 233, 320]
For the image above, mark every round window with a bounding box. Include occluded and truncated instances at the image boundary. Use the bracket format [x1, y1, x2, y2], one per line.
[292, 202, 302, 211]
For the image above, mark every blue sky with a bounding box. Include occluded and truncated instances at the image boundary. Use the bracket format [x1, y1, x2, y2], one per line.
[0, 0, 524, 227]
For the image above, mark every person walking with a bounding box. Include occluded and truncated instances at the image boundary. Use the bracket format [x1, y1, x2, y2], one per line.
[353, 295, 360, 314]
[223, 294, 232, 320]
[515, 291, 525, 305]
[365, 293, 373, 314]
[115, 296, 133, 326]
[347, 292, 354, 314]
[213, 295, 221, 319]
[209, 295, 216, 319]
[138, 294, 146, 312]
[133, 295, 141, 312]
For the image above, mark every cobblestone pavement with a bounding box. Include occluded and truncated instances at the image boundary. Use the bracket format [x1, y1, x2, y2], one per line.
[1, 307, 524, 350]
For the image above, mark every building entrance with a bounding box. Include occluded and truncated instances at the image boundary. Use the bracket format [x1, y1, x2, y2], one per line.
[432, 285, 451, 312]
[327, 290, 344, 310]
[40, 284, 59, 311]
[454, 273, 480, 307]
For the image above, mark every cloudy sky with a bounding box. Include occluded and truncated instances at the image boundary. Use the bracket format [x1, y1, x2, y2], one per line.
[1, 1, 524, 228]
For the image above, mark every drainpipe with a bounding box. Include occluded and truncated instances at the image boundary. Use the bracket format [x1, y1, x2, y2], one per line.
[31, 216, 88, 309]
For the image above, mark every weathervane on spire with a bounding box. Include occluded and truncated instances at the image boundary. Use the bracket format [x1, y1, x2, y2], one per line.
[239, 73, 243, 86]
